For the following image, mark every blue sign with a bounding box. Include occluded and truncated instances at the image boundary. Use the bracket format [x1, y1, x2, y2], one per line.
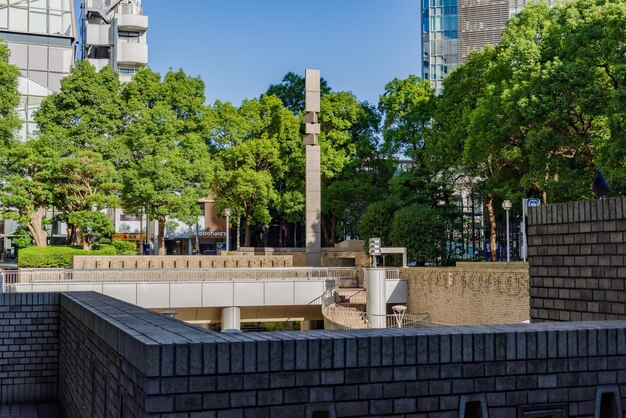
[526, 198, 541, 207]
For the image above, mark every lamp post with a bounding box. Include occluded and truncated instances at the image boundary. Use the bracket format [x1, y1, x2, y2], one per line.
[502, 200, 512, 262]
[223, 208, 231, 252]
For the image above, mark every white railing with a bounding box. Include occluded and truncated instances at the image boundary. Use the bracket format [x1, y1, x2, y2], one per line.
[2, 267, 356, 288]
[320, 284, 430, 330]
[385, 268, 400, 280]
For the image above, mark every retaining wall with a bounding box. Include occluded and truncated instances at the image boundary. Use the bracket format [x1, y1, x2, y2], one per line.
[402, 264, 529, 325]
[528, 196, 626, 322]
[72, 255, 293, 269]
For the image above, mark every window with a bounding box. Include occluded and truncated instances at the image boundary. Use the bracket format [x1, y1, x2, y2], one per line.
[119, 31, 140, 43]
[118, 67, 138, 75]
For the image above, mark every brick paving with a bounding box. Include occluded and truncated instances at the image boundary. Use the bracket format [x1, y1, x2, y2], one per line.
[0, 404, 63, 418]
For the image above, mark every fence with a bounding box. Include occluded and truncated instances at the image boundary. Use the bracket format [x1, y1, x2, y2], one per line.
[3, 267, 356, 289]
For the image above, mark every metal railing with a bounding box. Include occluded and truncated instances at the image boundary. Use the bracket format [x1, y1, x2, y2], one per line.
[320, 284, 430, 330]
[2, 267, 356, 288]
[385, 268, 400, 280]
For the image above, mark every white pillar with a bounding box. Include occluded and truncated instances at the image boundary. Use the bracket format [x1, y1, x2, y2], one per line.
[221, 307, 241, 332]
[365, 268, 387, 328]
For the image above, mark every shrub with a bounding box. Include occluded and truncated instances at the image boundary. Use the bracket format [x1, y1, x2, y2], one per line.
[110, 240, 137, 255]
[18, 245, 117, 268]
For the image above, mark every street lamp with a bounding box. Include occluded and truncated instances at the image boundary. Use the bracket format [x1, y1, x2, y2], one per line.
[502, 200, 512, 262]
[223, 208, 231, 252]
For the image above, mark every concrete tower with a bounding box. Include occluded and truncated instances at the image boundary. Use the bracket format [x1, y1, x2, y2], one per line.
[303, 69, 322, 267]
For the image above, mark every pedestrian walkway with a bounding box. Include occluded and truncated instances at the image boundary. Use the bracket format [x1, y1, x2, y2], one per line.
[0, 404, 63, 418]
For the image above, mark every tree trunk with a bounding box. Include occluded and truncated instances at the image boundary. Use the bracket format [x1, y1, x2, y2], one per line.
[244, 221, 251, 247]
[486, 195, 497, 262]
[27, 206, 48, 247]
[293, 222, 298, 248]
[158, 214, 166, 255]
[321, 216, 329, 247]
[329, 213, 337, 247]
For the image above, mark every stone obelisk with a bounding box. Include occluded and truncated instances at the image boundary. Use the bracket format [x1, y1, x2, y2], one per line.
[303, 69, 321, 267]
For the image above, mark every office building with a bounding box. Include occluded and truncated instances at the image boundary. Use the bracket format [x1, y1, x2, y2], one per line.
[0, 0, 75, 141]
[422, 0, 562, 93]
[80, 0, 148, 82]
[421, 0, 459, 95]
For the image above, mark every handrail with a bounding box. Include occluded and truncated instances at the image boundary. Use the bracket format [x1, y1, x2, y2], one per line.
[2, 267, 356, 286]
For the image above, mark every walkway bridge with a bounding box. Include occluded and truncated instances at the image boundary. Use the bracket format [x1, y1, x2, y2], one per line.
[1, 267, 410, 329]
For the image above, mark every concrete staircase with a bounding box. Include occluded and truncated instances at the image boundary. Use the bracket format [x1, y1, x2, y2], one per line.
[325, 288, 368, 329]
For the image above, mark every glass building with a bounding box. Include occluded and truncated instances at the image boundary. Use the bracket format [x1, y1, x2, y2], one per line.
[423, 0, 567, 94]
[0, 0, 75, 141]
[421, 0, 459, 95]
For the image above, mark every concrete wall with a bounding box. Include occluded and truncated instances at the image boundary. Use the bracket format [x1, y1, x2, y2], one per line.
[0, 293, 59, 404]
[402, 264, 529, 325]
[528, 196, 626, 322]
[72, 255, 293, 269]
[238, 247, 370, 268]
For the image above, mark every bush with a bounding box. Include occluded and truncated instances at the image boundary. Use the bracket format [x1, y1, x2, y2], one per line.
[18, 245, 117, 268]
[390, 204, 446, 266]
[111, 240, 137, 255]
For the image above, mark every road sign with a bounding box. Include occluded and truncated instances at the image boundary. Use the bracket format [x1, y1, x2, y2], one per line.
[526, 198, 541, 207]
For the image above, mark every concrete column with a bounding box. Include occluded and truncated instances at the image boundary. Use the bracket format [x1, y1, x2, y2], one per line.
[365, 268, 387, 328]
[221, 307, 241, 332]
[305, 145, 321, 267]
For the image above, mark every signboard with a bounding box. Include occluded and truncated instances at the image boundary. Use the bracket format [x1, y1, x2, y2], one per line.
[369, 238, 382, 256]
[526, 198, 541, 208]
[112, 233, 146, 241]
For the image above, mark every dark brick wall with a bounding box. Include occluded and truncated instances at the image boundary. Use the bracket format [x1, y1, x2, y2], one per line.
[528, 196, 626, 322]
[0, 293, 59, 404]
[57, 292, 626, 417]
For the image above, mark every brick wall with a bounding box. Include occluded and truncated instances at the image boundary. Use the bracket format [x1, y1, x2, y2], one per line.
[56, 292, 626, 417]
[528, 196, 626, 322]
[402, 264, 529, 325]
[0, 293, 59, 404]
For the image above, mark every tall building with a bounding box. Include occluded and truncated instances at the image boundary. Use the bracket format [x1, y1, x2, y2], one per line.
[422, 0, 558, 93]
[0, 0, 76, 141]
[80, 0, 148, 82]
[421, 0, 459, 95]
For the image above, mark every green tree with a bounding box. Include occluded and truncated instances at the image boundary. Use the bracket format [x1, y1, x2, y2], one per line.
[212, 94, 299, 247]
[378, 75, 434, 158]
[119, 67, 213, 254]
[358, 199, 398, 247]
[390, 204, 446, 265]
[0, 139, 56, 246]
[0, 41, 21, 146]
[49, 150, 120, 249]
[35, 60, 124, 161]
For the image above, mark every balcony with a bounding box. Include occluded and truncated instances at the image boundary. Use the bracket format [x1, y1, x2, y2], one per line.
[116, 14, 148, 32]
[117, 42, 148, 66]
[85, 23, 110, 46]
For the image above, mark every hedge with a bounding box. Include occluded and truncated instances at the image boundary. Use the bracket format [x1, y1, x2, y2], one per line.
[17, 244, 117, 268]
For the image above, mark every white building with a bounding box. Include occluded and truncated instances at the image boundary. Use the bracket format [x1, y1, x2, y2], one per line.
[80, 0, 148, 82]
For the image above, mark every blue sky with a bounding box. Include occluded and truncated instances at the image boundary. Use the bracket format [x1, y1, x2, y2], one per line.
[78, 0, 421, 106]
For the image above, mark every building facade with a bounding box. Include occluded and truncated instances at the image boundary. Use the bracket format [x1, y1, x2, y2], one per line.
[422, 0, 561, 93]
[0, 0, 75, 141]
[421, 0, 459, 95]
[80, 0, 147, 82]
